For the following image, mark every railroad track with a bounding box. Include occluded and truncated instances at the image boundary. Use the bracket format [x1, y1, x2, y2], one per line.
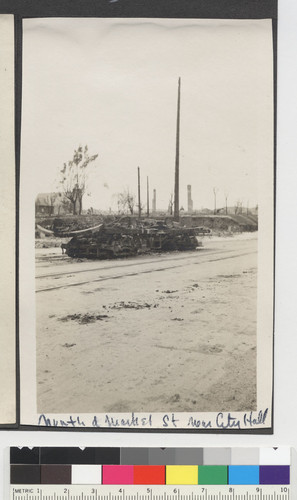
[36, 248, 230, 279]
[36, 249, 257, 293]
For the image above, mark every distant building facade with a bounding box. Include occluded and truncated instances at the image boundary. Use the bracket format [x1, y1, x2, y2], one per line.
[35, 192, 72, 216]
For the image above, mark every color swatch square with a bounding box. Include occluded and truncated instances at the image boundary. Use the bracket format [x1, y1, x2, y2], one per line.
[134, 466, 165, 484]
[260, 448, 291, 465]
[10, 447, 40, 465]
[102, 465, 134, 484]
[121, 449, 149, 465]
[149, 449, 175, 465]
[259, 466, 290, 485]
[11, 465, 41, 484]
[198, 466, 228, 484]
[71, 465, 102, 484]
[203, 449, 231, 465]
[41, 465, 71, 484]
[231, 448, 259, 465]
[175, 448, 203, 465]
[166, 466, 198, 485]
[229, 466, 259, 484]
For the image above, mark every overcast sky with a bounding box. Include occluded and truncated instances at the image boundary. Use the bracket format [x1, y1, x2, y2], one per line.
[22, 18, 273, 212]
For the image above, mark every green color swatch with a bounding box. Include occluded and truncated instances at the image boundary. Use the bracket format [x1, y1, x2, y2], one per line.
[198, 466, 228, 485]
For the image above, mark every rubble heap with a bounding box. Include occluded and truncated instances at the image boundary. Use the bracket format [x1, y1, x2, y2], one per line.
[65, 219, 198, 259]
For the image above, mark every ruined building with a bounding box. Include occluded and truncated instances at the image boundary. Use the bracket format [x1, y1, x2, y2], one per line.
[187, 185, 193, 213]
[152, 189, 157, 213]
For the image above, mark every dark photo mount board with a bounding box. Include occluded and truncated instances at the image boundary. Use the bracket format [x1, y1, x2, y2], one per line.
[0, 0, 277, 431]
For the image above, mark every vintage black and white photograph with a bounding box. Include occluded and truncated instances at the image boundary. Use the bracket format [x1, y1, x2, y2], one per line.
[19, 18, 274, 428]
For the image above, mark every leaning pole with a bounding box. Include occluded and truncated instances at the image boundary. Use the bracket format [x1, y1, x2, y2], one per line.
[137, 166, 141, 218]
[147, 176, 149, 217]
[174, 77, 181, 221]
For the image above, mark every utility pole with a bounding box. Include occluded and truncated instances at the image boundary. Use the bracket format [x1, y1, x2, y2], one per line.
[225, 193, 228, 215]
[169, 193, 173, 215]
[174, 77, 181, 221]
[213, 187, 217, 215]
[147, 176, 149, 217]
[137, 166, 141, 218]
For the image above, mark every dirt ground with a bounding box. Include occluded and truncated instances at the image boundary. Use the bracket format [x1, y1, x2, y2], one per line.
[36, 235, 257, 413]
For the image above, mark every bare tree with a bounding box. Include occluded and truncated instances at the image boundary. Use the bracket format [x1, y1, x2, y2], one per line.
[127, 191, 135, 215]
[59, 145, 98, 215]
[117, 189, 135, 215]
[47, 193, 56, 216]
[117, 192, 126, 214]
[235, 200, 242, 215]
[57, 195, 72, 216]
[168, 193, 174, 215]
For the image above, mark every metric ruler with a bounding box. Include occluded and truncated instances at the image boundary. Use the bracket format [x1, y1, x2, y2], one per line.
[10, 485, 291, 500]
[9, 448, 294, 500]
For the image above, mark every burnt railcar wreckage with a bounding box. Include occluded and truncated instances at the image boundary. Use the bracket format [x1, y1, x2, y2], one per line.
[61, 219, 198, 259]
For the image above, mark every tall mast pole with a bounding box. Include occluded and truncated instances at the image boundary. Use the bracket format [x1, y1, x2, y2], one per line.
[138, 166, 141, 218]
[147, 176, 149, 217]
[174, 77, 181, 221]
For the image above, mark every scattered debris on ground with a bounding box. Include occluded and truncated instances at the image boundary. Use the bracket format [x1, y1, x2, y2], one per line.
[59, 313, 109, 324]
[109, 301, 158, 310]
[218, 274, 241, 279]
[168, 393, 181, 403]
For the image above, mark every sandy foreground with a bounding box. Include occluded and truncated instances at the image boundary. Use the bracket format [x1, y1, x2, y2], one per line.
[36, 235, 257, 414]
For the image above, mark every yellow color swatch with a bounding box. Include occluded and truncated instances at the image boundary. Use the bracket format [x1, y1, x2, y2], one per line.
[166, 466, 198, 485]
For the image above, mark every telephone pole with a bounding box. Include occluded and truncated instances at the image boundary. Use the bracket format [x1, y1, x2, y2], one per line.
[174, 77, 181, 221]
[147, 176, 149, 217]
[213, 187, 217, 215]
[138, 166, 141, 218]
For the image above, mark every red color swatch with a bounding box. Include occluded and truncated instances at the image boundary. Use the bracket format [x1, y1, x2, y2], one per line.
[134, 466, 165, 484]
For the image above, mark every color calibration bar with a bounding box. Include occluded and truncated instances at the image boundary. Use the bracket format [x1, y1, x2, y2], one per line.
[10, 447, 291, 486]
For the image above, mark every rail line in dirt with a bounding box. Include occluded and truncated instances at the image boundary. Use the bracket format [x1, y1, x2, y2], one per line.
[35, 247, 234, 279]
[36, 249, 256, 293]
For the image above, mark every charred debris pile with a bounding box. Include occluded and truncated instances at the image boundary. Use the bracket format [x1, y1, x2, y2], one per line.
[53, 217, 199, 259]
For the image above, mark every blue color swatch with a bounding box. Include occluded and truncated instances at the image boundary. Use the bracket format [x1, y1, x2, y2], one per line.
[229, 466, 259, 485]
